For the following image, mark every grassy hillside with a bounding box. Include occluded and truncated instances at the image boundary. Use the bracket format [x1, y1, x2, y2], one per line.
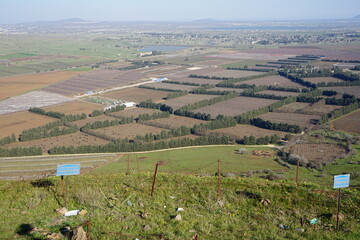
[0, 173, 359, 239]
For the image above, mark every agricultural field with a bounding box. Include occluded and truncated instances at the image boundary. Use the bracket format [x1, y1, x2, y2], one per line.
[320, 86, 360, 98]
[106, 107, 163, 118]
[206, 52, 293, 61]
[42, 69, 147, 96]
[4, 132, 109, 153]
[0, 91, 75, 115]
[43, 100, 103, 115]
[141, 115, 206, 129]
[241, 75, 303, 88]
[165, 67, 224, 79]
[257, 90, 300, 97]
[214, 87, 244, 93]
[93, 123, 166, 140]
[289, 144, 347, 164]
[206, 124, 287, 140]
[100, 87, 169, 103]
[303, 77, 344, 84]
[331, 109, 360, 134]
[94, 145, 286, 175]
[0, 153, 118, 180]
[195, 96, 278, 117]
[0, 112, 56, 139]
[71, 115, 119, 128]
[192, 58, 236, 66]
[208, 69, 264, 78]
[149, 82, 197, 91]
[0, 71, 81, 100]
[259, 112, 321, 128]
[163, 94, 217, 110]
[275, 102, 343, 116]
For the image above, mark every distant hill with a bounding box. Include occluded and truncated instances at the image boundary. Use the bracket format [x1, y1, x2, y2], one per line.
[353, 15, 360, 20]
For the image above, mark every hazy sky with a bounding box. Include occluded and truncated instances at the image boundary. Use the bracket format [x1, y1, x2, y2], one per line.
[0, 0, 359, 24]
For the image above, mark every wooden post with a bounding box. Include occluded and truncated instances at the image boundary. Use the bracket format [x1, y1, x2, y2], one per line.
[150, 163, 159, 197]
[217, 160, 221, 201]
[296, 159, 300, 186]
[336, 188, 341, 231]
[61, 175, 67, 206]
[126, 155, 130, 175]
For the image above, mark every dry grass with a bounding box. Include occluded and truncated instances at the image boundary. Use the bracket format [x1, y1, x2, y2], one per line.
[0, 112, 56, 139]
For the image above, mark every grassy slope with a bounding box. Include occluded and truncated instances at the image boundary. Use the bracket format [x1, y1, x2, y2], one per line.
[93, 146, 286, 175]
[0, 174, 358, 239]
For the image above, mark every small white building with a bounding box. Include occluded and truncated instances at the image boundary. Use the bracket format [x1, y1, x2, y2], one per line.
[124, 102, 136, 108]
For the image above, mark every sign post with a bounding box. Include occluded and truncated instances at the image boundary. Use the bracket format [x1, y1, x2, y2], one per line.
[56, 164, 81, 206]
[333, 174, 350, 231]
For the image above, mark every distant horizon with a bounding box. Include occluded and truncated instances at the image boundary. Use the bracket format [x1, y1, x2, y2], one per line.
[0, 0, 359, 24]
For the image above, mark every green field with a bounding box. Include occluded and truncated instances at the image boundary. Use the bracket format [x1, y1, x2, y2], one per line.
[93, 146, 286, 175]
[0, 173, 358, 239]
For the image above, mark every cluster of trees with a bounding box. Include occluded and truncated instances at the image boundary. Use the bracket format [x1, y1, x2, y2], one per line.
[165, 91, 188, 100]
[322, 90, 337, 96]
[135, 126, 191, 142]
[191, 88, 235, 95]
[333, 72, 360, 82]
[189, 74, 231, 81]
[20, 125, 78, 141]
[81, 117, 134, 130]
[322, 59, 360, 63]
[29, 107, 65, 119]
[226, 67, 272, 72]
[267, 85, 303, 93]
[104, 105, 125, 113]
[242, 92, 286, 100]
[318, 102, 359, 124]
[90, 110, 103, 117]
[162, 80, 200, 86]
[139, 100, 173, 113]
[242, 134, 281, 145]
[0, 146, 42, 157]
[296, 96, 321, 103]
[117, 60, 164, 70]
[139, 85, 183, 93]
[192, 116, 237, 135]
[325, 94, 359, 106]
[48, 135, 231, 154]
[0, 134, 16, 146]
[250, 118, 302, 133]
[138, 112, 170, 122]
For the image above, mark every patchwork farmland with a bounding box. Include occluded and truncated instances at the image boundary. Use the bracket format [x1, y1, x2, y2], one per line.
[259, 112, 321, 128]
[331, 109, 360, 134]
[101, 87, 170, 103]
[163, 94, 218, 110]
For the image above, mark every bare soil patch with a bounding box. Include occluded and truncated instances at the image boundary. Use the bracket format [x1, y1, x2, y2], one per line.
[94, 123, 165, 140]
[0, 71, 80, 100]
[195, 97, 278, 118]
[72, 115, 119, 127]
[142, 115, 206, 129]
[209, 69, 264, 78]
[331, 109, 360, 134]
[259, 112, 320, 128]
[290, 144, 347, 164]
[150, 82, 197, 91]
[207, 124, 286, 140]
[44, 101, 103, 115]
[163, 94, 217, 110]
[101, 87, 169, 103]
[275, 102, 342, 116]
[241, 75, 303, 88]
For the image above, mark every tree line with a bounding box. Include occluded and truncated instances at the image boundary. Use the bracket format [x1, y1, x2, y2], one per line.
[139, 85, 183, 92]
[81, 117, 134, 130]
[135, 126, 191, 142]
[165, 91, 188, 100]
[138, 112, 170, 122]
[0, 134, 16, 146]
[0, 146, 42, 157]
[318, 102, 360, 124]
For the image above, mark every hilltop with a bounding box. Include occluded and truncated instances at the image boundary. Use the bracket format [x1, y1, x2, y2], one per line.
[0, 173, 359, 239]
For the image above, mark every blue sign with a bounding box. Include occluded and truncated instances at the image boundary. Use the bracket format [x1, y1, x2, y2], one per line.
[56, 164, 81, 176]
[333, 174, 350, 189]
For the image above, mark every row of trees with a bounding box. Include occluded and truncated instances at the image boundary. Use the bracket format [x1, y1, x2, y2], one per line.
[135, 126, 191, 142]
[325, 94, 359, 106]
[165, 91, 188, 100]
[278, 71, 317, 89]
[226, 67, 273, 72]
[0, 134, 16, 146]
[138, 100, 174, 113]
[19, 125, 78, 141]
[81, 117, 134, 130]
[48, 135, 231, 154]
[242, 92, 286, 100]
[250, 118, 302, 134]
[138, 112, 170, 122]
[139, 85, 183, 93]
[29, 107, 65, 119]
[0, 146, 42, 157]
[162, 80, 200, 86]
[104, 105, 125, 113]
[242, 134, 281, 145]
[192, 117, 237, 135]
